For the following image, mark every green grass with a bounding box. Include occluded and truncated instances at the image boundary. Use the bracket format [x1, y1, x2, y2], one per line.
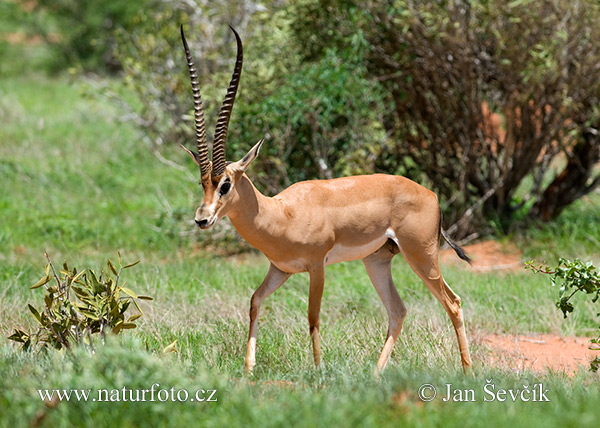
[518, 194, 600, 262]
[1, 76, 600, 427]
[0, 75, 203, 257]
[1, 336, 599, 428]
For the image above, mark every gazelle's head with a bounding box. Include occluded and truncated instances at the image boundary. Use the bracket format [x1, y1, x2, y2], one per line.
[180, 25, 262, 229]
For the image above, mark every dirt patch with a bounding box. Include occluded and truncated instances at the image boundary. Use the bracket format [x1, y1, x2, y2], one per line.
[1, 32, 61, 45]
[6, 0, 37, 12]
[483, 334, 599, 375]
[441, 240, 523, 272]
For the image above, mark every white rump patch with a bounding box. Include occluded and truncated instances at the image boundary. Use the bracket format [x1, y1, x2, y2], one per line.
[385, 228, 400, 249]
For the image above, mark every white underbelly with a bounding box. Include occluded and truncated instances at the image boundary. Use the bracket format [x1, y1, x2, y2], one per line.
[325, 228, 399, 266]
[270, 258, 307, 274]
[268, 229, 400, 273]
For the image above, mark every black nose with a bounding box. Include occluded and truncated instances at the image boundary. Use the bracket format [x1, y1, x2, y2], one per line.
[195, 219, 208, 228]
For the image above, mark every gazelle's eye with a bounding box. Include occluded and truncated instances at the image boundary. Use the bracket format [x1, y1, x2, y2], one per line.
[219, 181, 231, 196]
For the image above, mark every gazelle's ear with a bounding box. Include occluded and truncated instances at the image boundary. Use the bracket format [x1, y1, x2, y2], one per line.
[180, 144, 200, 167]
[229, 138, 264, 173]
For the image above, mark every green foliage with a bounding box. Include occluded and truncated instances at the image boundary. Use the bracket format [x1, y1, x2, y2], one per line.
[233, 46, 386, 191]
[0, 75, 203, 254]
[526, 258, 600, 371]
[31, 0, 152, 73]
[8, 253, 151, 352]
[113, 0, 289, 152]
[0, 1, 34, 33]
[293, 0, 600, 238]
[113, 0, 384, 194]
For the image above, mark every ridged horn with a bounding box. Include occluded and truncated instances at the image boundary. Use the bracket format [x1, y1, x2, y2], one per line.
[180, 25, 210, 178]
[212, 25, 243, 177]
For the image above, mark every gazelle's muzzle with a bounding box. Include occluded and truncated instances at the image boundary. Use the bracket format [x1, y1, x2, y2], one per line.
[195, 201, 218, 229]
[195, 217, 216, 229]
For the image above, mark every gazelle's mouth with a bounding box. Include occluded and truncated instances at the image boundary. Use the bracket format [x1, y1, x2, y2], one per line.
[195, 217, 217, 229]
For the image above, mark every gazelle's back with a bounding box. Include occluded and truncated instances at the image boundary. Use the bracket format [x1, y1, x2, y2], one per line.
[276, 174, 435, 209]
[274, 174, 438, 235]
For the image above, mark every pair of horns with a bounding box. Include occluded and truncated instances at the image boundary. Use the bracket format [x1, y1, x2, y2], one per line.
[180, 25, 243, 178]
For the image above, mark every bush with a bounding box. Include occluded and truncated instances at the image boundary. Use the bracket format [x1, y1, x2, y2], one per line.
[112, 0, 278, 150]
[8, 253, 151, 352]
[32, 0, 152, 73]
[527, 258, 600, 371]
[112, 0, 384, 195]
[231, 47, 386, 193]
[292, 0, 600, 239]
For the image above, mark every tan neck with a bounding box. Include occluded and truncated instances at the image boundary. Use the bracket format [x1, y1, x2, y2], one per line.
[226, 175, 284, 253]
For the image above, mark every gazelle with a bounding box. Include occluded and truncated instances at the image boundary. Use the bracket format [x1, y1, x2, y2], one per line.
[179, 26, 472, 373]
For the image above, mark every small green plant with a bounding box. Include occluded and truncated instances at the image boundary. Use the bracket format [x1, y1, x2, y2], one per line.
[8, 252, 152, 352]
[526, 258, 600, 371]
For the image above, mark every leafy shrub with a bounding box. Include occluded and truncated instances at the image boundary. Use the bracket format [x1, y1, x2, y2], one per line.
[111, 0, 383, 193]
[31, 0, 152, 72]
[292, 0, 600, 239]
[527, 258, 600, 371]
[8, 253, 151, 352]
[232, 46, 386, 193]
[112, 0, 276, 149]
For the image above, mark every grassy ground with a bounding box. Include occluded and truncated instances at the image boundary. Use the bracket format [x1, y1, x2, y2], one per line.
[1, 74, 600, 427]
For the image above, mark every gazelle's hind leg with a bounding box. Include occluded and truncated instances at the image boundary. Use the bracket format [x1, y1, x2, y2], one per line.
[398, 237, 472, 371]
[363, 240, 407, 373]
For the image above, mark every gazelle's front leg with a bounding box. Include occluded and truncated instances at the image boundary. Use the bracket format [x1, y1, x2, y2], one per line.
[308, 263, 325, 368]
[245, 263, 290, 373]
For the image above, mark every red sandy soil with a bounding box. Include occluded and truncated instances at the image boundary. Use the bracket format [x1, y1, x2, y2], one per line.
[1, 32, 61, 45]
[482, 334, 599, 375]
[441, 241, 599, 374]
[440, 240, 524, 272]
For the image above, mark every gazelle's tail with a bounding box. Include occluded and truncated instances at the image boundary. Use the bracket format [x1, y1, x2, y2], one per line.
[440, 228, 471, 264]
[439, 208, 471, 265]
